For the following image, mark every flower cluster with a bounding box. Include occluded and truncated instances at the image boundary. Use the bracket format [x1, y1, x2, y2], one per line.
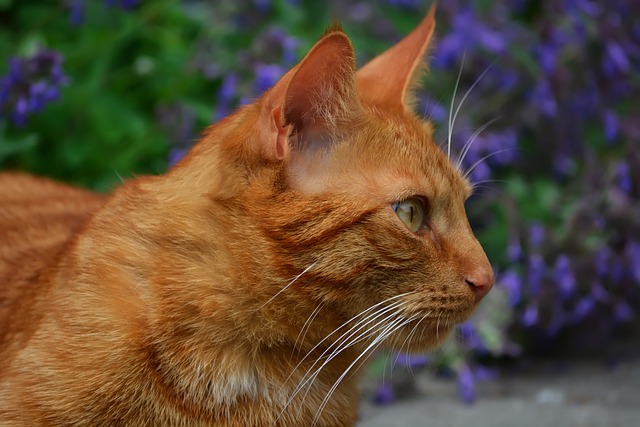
[0, 50, 68, 127]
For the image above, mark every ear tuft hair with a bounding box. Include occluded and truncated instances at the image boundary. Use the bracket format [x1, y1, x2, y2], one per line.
[322, 17, 344, 37]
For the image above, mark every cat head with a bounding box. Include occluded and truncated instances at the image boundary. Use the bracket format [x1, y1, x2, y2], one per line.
[170, 4, 493, 352]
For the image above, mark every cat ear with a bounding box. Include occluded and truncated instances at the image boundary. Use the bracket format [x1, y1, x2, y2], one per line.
[356, 3, 436, 112]
[260, 27, 360, 161]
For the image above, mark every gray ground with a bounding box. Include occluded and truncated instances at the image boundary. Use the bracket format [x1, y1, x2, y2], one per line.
[358, 359, 640, 427]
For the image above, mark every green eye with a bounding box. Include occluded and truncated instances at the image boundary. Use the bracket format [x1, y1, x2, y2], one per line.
[392, 197, 426, 233]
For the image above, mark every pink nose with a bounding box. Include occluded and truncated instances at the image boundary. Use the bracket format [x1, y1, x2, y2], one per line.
[465, 268, 494, 303]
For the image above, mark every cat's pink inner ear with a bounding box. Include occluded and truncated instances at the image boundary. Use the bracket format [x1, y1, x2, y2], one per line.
[356, 2, 436, 111]
[280, 31, 359, 153]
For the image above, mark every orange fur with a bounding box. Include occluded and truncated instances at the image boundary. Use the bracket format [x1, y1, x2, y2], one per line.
[0, 5, 493, 426]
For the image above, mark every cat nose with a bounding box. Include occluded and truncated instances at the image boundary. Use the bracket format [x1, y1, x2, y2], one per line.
[465, 268, 494, 303]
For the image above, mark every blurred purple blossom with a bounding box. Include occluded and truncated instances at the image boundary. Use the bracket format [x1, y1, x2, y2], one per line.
[0, 50, 68, 126]
[527, 255, 545, 297]
[626, 241, 640, 282]
[432, 8, 506, 69]
[528, 223, 545, 248]
[529, 79, 557, 117]
[614, 161, 632, 193]
[499, 269, 522, 306]
[215, 73, 238, 120]
[553, 255, 576, 300]
[69, 0, 84, 26]
[394, 353, 429, 368]
[385, 0, 421, 10]
[105, 0, 141, 9]
[168, 148, 186, 167]
[457, 364, 476, 404]
[507, 238, 522, 262]
[253, 0, 271, 12]
[572, 296, 596, 323]
[522, 304, 538, 327]
[613, 301, 634, 322]
[254, 63, 284, 94]
[603, 110, 619, 142]
[373, 382, 395, 405]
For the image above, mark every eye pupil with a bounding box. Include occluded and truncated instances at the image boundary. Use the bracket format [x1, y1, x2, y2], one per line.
[391, 197, 426, 233]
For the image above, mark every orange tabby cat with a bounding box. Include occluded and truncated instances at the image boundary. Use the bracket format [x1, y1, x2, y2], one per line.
[0, 5, 493, 426]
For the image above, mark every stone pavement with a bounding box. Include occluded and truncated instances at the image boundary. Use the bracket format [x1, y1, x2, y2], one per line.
[358, 359, 640, 427]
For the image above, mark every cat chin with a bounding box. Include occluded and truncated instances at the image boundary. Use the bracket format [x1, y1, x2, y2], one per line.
[381, 322, 456, 353]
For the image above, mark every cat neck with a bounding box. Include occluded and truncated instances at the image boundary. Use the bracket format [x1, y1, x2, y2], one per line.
[64, 174, 366, 420]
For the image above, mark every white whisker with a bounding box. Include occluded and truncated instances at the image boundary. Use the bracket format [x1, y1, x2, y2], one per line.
[292, 302, 326, 356]
[275, 293, 415, 423]
[447, 51, 466, 160]
[258, 262, 316, 310]
[392, 312, 430, 373]
[463, 148, 514, 180]
[447, 59, 495, 162]
[292, 300, 409, 399]
[312, 313, 421, 426]
[456, 117, 501, 170]
[284, 292, 414, 385]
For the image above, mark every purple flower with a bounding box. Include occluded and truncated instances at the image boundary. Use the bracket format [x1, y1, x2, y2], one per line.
[457, 364, 476, 404]
[458, 322, 485, 351]
[591, 281, 610, 302]
[553, 255, 576, 299]
[105, 0, 141, 9]
[528, 222, 545, 248]
[603, 110, 619, 143]
[267, 28, 298, 66]
[530, 79, 557, 117]
[474, 365, 498, 381]
[214, 73, 238, 120]
[385, 0, 421, 10]
[605, 41, 631, 75]
[572, 296, 596, 323]
[537, 44, 557, 75]
[527, 254, 545, 297]
[253, 0, 271, 12]
[373, 382, 395, 405]
[613, 301, 634, 322]
[422, 97, 447, 123]
[469, 160, 492, 184]
[595, 247, 610, 278]
[0, 50, 69, 127]
[499, 269, 522, 306]
[609, 259, 625, 283]
[432, 8, 506, 69]
[522, 303, 538, 326]
[507, 238, 522, 262]
[625, 241, 640, 283]
[69, 0, 84, 26]
[394, 353, 429, 368]
[219, 73, 238, 103]
[254, 63, 284, 94]
[168, 148, 186, 167]
[614, 161, 632, 193]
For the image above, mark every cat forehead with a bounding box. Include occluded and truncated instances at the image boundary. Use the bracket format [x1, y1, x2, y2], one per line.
[291, 113, 472, 202]
[360, 113, 471, 198]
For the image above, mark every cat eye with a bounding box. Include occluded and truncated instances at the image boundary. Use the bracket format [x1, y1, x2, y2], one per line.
[392, 197, 426, 233]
